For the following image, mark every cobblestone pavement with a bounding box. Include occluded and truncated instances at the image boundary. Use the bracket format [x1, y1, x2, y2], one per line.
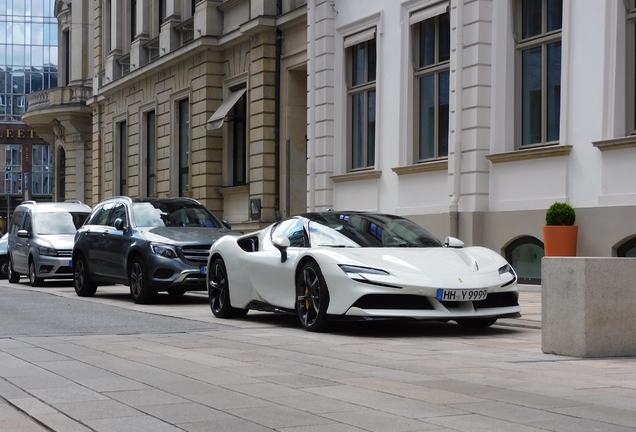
[2, 282, 636, 432]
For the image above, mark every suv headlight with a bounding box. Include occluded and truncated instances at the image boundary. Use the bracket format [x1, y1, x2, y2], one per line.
[149, 243, 178, 259]
[38, 246, 58, 256]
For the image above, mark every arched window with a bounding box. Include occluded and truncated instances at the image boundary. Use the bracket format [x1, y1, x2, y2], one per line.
[57, 146, 66, 202]
[617, 237, 636, 257]
[505, 236, 544, 285]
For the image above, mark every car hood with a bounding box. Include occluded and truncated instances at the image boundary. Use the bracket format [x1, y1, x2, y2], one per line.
[38, 235, 76, 250]
[316, 246, 511, 289]
[140, 227, 242, 244]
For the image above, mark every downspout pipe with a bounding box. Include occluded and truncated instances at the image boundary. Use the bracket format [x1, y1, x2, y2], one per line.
[449, 0, 464, 238]
[274, 0, 282, 220]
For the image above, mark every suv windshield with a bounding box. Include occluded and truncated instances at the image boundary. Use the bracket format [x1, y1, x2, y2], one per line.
[34, 212, 88, 235]
[309, 213, 443, 248]
[132, 201, 223, 228]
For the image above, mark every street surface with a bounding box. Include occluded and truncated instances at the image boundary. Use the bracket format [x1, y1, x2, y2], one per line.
[1, 280, 635, 432]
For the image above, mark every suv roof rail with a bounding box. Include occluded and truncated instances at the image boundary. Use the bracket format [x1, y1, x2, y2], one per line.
[64, 200, 83, 204]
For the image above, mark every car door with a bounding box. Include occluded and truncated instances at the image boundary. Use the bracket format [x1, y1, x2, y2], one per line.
[11, 211, 30, 274]
[100, 202, 134, 281]
[246, 217, 308, 309]
[83, 203, 115, 279]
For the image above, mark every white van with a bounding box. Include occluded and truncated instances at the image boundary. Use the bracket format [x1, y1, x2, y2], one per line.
[8, 201, 91, 286]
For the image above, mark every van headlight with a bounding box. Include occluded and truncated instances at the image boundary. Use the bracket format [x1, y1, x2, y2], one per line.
[38, 246, 58, 256]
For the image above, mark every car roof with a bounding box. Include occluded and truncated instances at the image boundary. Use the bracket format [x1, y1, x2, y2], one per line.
[97, 196, 201, 205]
[16, 201, 91, 213]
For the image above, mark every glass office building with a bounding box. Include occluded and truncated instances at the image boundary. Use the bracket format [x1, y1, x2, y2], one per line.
[0, 0, 57, 231]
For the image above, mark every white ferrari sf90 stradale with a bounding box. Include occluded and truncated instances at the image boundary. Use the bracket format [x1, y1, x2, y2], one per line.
[206, 211, 521, 332]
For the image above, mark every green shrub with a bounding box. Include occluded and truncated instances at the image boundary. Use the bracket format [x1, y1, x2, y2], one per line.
[545, 202, 576, 226]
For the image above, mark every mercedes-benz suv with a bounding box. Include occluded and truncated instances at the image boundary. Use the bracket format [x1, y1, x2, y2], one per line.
[72, 197, 241, 304]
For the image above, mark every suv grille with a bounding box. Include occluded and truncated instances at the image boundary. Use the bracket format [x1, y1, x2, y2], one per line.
[179, 244, 212, 264]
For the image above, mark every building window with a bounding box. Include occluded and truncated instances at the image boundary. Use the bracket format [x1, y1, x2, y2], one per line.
[345, 29, 377, 170]
[118, 121, 128, 195]
[131, 0, 137, 43]
[57, 147, 66, 201]
[146, 110, 157, 196]
[617, 237, 636, 257]
[505, 236, 544, 285]
[231, 90, 247, 185]
[517, 0, 562, 147]
[63, 29, 70, 85]
[412, 3, 450, 160]
[3, 145, 22, 194]
[32, 145, 52, 195]
[178, 99, 190, 196]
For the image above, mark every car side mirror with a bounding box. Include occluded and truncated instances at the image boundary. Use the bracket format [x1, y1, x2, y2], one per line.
[444, 236, 464, 248]
[113, 218, 126, 231]
[17, 229, 30, 238]
[272, 236, 291, 263]
[222, 220, 232, 229]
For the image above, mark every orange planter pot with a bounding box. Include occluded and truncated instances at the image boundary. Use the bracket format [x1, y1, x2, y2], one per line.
[543, 225, 578, 257]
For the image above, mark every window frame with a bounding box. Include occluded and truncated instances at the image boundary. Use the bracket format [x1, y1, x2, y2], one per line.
[346, 33, 377, 171]
[515, 0, 563, 148]
[412, 7, 450, 161]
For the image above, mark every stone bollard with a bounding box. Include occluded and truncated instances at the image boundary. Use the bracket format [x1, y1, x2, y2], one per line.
[542, 257, 636, 358]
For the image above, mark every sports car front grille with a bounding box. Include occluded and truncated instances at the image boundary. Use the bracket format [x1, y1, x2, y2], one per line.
[352, 294, 435, 310]
[179, 244, 212, 264]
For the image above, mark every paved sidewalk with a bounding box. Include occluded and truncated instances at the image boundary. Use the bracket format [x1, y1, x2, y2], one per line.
[3, 283, 636, 432]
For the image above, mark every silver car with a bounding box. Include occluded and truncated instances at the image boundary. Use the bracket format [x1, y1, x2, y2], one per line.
[8, 201, 91, 286]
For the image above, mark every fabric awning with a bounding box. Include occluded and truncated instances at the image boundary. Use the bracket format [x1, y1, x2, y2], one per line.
[206, 87, 247, 130]
[409, 1, 449, 25]
[343, 27, 376, 49]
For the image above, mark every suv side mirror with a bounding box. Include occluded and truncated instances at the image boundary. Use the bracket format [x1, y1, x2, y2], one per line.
[222, 220, 232, 230]
[113, 218, 126, 231]
[17, 229, 30, 238]
[272, 236, 290, 263]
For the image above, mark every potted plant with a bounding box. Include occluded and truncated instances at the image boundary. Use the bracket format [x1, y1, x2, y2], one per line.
[543, 202, 578, 256]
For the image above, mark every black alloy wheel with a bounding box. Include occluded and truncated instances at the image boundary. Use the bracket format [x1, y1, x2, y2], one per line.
[207, 258, 247, 318]
[28, 259, 43, 287]
[0, 257, 8, 279]
[296, 261, 330, 332]
[8, 256, 20, 284]
[129, 256, 156, 304]
[73, 255, 97, 297]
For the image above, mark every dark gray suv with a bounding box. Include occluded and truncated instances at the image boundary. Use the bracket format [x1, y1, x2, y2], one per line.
[72, 197, 240, 304]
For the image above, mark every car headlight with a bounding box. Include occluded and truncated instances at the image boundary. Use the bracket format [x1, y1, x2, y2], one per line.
[38, 246, 58, 256]
[339, 265, 390, 276]
[149, 243, 178, 259]
[499, 263, 517, 286]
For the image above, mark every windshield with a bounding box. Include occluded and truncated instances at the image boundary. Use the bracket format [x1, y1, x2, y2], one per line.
[34, 212, 88, 235]
[132, 201, 223, 228]
[309, 213, 443, 248]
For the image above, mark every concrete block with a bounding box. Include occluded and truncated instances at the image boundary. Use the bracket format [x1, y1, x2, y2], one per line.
[542, 257, 636, 358]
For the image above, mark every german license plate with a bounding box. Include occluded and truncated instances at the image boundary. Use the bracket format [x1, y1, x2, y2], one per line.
[200, 266, 207, 275]
[436, 288, 487, 301]
[69, 260, 73, 267]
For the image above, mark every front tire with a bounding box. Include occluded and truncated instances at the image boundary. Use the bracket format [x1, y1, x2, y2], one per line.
[129, 257, 155, 304]
[74, 255, 97, 297]
[296, 261, 330, 332]
[8, 256, 20, 284]
[456, 318, 497, 328]
[29, 259, 43, 287]
[207, 258, 247, 318]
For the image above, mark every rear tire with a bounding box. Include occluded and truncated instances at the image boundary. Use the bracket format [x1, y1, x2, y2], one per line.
[296, 261, 330, 332]
[0, 257, 8, 279]
[207, 258, 247, 318]
[29, 259, 43, 287]
[74, 255, 97, 297]
[8, 256, 20, 284]
[456, 318, 497, 328]
[129, 257, 156, 304]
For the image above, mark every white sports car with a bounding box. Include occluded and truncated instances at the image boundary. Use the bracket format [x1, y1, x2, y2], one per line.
[206, 211, 521, 332]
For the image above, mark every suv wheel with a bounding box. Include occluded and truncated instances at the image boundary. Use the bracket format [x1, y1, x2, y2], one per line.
[8, 256, 20, 284]
[29, 260, 43, 287]
[129, 257, 156, 304]
[0, 256, 8, 279]
[74, 255, 97, 297]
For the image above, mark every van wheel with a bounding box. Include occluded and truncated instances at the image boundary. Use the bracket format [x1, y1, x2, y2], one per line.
[29, 260, 43, 287]
[8, 256, 20, 284]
